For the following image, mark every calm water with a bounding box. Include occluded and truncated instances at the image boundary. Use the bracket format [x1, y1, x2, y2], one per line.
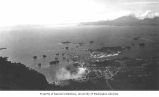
[0, 25, 159, 83]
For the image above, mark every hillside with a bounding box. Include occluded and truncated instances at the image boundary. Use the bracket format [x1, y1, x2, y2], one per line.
[0, 57, 49, 90]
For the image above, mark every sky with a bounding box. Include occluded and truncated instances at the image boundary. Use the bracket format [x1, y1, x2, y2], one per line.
[0, 0, 159, 27]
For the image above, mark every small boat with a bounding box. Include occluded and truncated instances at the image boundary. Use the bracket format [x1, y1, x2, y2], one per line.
[61, 41, 72, 45]
[0, 48, 7, 50]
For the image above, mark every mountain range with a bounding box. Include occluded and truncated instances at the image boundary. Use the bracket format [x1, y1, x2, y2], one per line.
[80, 15, 159, 26]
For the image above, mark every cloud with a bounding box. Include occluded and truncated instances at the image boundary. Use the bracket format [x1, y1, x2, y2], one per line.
[133, 10, 159, 19]
[122, 1, 159, 5]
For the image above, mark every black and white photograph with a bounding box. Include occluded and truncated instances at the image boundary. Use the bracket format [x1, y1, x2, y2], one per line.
[0, 0, 159, 95]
